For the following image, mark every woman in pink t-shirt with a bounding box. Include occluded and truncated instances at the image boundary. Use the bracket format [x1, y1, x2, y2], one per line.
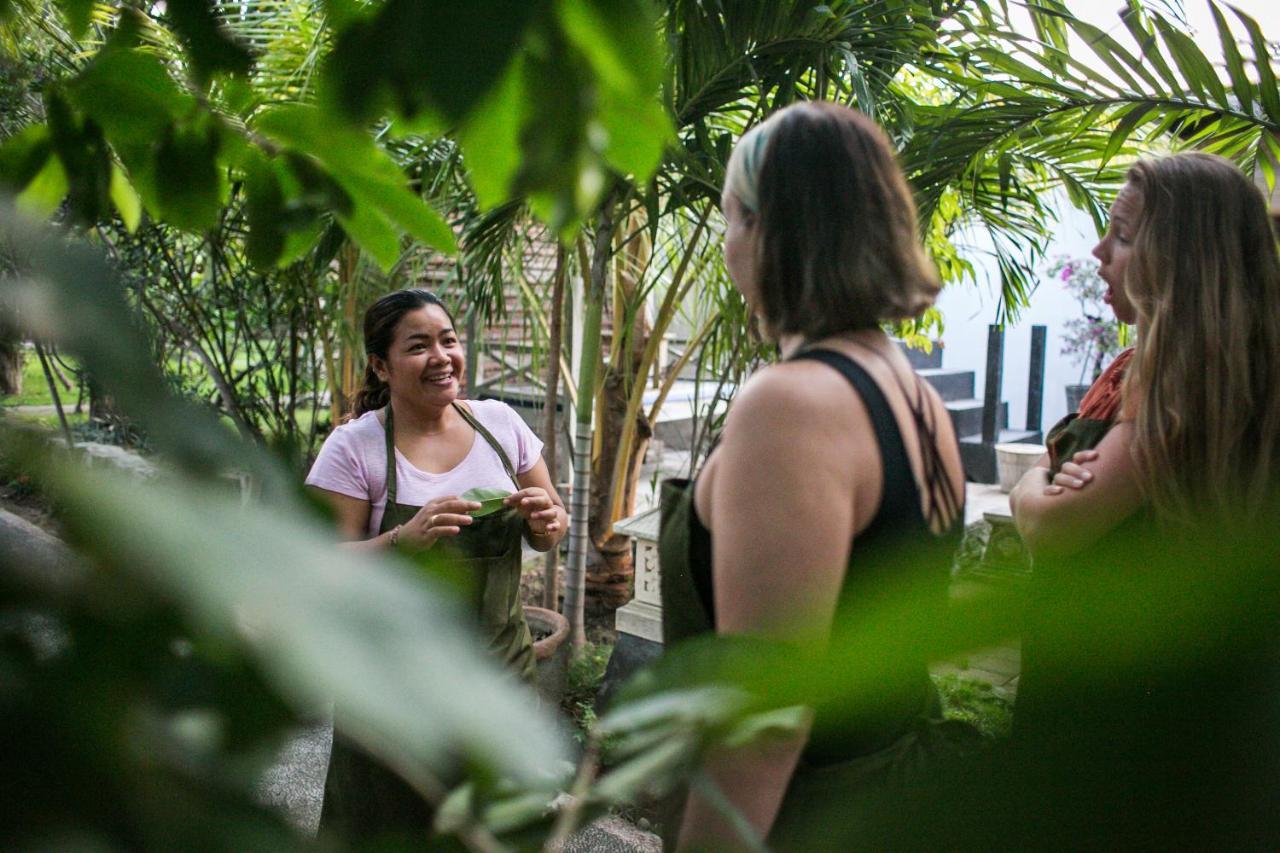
[306, 288, 567, 838]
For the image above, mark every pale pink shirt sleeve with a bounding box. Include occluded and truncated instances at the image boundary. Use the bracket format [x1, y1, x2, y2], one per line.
[304, 412, 386, 501]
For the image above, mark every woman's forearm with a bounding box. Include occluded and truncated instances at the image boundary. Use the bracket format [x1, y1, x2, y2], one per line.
[1008, 463, 1051, 526]
[338, 527, 397, 551]
[1009, 425, 1144, 560]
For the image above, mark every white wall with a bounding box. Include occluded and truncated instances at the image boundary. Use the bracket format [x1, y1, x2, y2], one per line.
[933, 204, 1103, 433]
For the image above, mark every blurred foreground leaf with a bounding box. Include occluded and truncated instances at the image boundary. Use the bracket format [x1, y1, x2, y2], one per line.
[323, 0, 544, 125]
[164, 0, 254, 85]
[0, 206, 569, 814]
[31, 444, 568, 785]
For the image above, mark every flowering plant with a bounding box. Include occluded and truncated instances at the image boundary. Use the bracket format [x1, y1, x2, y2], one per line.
[1048, 256, 1125, 383]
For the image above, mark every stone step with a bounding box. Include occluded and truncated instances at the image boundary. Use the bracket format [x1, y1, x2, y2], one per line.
[946, 399, 1007, 437]
[958, 429, 1044, 484]
[918, 367, 974, 402]
[897, 339, 943, 370]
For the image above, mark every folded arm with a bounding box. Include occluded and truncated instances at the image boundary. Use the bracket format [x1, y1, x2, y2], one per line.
[1009, 421, 1144, 561]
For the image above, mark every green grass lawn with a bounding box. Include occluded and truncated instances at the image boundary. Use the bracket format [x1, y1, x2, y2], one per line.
[2, 350, 71, 407]
[933, 673, 1013, 741]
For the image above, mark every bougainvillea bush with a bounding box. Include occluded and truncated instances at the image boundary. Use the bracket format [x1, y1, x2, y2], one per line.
[1049, 256, 1126, 383]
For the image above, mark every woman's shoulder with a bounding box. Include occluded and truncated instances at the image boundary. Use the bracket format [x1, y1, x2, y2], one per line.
[729, 360, 863, 431]
[462, 397, 524, 429]
[321, 410, 383, 449]
[1104, 347, 1136, 378]
[461, 397, 510, 416]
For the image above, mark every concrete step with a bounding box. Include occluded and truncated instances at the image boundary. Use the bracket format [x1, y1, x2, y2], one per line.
[918, 367, 974, 402]
[958, 429, 1044, 484]
[946, 399, 1007, 437]
[897, 339, 942, 370]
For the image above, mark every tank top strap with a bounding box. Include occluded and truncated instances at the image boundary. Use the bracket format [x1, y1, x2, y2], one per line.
[789, 348, 920, 521]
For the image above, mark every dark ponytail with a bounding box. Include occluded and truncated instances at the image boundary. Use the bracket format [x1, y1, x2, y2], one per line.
[351, 288, 457, 417]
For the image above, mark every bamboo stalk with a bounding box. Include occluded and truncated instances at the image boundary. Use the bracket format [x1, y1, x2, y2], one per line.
[513, 263, 578, 408]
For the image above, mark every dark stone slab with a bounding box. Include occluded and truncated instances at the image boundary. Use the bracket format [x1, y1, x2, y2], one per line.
[947, 399, 1007, 437]
[897, 340, 943, 370]
[596, 632, 663, 714]
[918, 367, 975, 402]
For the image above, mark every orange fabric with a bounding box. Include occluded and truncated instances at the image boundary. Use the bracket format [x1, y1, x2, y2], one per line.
[1077, 348, 1134, 421]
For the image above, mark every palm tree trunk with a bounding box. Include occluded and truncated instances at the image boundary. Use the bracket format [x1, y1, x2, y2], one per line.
[0, 325, 21, 397]
[541, 244, 567, 610]
[564, 197, 616, 647]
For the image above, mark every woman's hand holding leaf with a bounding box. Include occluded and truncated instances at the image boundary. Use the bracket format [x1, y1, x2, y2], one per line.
[402, 496, 481, 549]
[504, 487, 561, 536]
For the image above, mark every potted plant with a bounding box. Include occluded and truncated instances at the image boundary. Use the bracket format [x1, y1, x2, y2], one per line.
[1049, 257, 1127, 412]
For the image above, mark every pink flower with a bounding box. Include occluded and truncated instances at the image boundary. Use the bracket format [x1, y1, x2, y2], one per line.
[1060, 265, 1073, 281]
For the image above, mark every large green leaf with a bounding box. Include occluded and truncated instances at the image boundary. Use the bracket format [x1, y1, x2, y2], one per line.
[558, 0, 664, 98]
[108, 161, 142, 232]
[15, 154, 69, 219]
[243, 151, 287, 267]
[456, 55, 527, 209]
[40, 456, 567, 784]
[164, 0, 255, 83]
[68, 49, 196, 148]
[0, 124, 54, 193]
[461, 486, 512, 518]
[596, 76, 671, 181]
[323, 0, 547, 125]
[152, 116, 226, 233]
[55, 0, 93, 38]
[44, 89, 113, 225]
[255, 105, 458, 261]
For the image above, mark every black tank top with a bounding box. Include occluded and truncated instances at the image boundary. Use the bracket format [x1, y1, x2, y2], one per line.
[676, 347, 964, 764]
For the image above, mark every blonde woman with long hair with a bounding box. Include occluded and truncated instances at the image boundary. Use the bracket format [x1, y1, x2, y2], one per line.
[1008, 152, 1280, 844]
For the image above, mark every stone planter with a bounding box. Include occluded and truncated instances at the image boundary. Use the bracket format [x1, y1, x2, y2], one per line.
[525, 606, 570, 703]
[994, 442, 1046, 494]
[1065, 383, 1090, 414]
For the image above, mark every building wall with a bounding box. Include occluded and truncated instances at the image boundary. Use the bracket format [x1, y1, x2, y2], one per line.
[934, 203, 1106, 434]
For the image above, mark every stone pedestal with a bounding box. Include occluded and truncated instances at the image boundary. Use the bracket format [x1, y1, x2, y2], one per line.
[599, 507, 665, 710]
[612, 507, 663, 643]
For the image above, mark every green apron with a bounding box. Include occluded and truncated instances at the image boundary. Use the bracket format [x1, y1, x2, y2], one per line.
[380, 402, 535, 681]
[320, 401, 535, 840]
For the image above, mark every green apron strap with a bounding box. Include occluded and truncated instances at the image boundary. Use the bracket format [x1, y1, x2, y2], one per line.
[452, 401, 521, 490]
[382, 405, 399, 507]
[383, 402, 520, 501]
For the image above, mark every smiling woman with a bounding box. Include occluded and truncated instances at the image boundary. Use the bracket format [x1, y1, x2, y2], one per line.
[303, 288, 568, 839]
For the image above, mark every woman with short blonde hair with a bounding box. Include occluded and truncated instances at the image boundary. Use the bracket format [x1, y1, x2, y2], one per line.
[661, 101, 971, 850]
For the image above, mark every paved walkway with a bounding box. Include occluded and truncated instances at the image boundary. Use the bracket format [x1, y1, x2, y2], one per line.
[256, 721, 663, 849]
[2, 404, 63, 417]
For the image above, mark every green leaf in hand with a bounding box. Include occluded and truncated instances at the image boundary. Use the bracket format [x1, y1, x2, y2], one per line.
[462, 486, 512, 517]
